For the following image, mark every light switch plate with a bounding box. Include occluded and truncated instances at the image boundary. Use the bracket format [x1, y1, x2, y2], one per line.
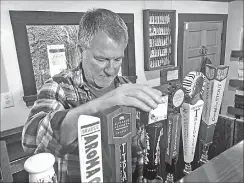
[1, 91, 14, 108]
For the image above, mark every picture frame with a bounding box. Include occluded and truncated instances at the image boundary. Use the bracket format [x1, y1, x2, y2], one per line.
[143, 9, 176, 71]
[9, 11, 136, 107]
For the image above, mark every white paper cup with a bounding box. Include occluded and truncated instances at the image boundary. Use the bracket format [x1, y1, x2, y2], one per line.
[24, 153, 57, 183]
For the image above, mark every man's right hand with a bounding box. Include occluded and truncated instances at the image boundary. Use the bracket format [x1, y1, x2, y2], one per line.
[60, 83, 163, 146]
[104, 83, 163, 112]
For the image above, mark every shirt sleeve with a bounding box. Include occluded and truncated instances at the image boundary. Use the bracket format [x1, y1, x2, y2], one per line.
[22, 80, 77, 157]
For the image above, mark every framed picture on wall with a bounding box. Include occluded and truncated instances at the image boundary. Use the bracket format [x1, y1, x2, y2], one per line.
[9, 11, 136, 106]
[143, 9, 176, 71]
[26, 24, 80, 92]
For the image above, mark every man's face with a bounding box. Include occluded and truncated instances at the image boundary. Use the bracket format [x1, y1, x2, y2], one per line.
[82, 32, 126, 88]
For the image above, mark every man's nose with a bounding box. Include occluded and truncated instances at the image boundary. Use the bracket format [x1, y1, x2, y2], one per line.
[105, 60, 116, 75]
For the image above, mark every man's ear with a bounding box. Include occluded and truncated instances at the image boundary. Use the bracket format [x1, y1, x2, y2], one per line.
[76, 44, 84, 64]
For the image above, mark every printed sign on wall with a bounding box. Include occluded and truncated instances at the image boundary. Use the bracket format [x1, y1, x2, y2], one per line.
[47, 44, 67, 77]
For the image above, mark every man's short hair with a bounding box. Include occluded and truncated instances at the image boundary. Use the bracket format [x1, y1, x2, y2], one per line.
[78, 8, 128, 49]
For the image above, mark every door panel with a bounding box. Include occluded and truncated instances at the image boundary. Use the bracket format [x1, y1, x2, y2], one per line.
[186, 57, 202, 75]
[188, 31, 202, 48]
[188, 22, 222, 31]
[206, 46, 219, 54]
[206, 30, 217, 46]
[183, 21, 223, 78]
[184, 57, 202, 77]
[207, 54, 217, 63]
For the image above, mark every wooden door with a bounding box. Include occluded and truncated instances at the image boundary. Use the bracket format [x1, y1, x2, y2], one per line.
[183, 21, 223, 78]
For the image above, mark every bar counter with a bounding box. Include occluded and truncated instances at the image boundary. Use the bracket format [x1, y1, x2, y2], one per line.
[177, 140, 243, 183]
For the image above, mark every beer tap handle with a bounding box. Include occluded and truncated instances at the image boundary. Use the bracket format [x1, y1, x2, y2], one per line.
[172, 158, 177, 182]
[134, 152, 144, 183]
[165, 163, 174, 183]
[199, 143, 209, 165]
[165, 158, 178, 183]
[183, 163, 192, 175]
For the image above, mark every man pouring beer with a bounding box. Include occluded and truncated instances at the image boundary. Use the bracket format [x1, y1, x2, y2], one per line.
[22, 8, 163, 183]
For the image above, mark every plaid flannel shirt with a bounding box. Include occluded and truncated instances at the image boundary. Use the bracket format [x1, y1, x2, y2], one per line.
[22, 66, 144, 183]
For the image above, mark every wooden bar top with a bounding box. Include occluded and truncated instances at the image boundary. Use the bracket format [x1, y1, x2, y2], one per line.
[177, 140, 244, 183]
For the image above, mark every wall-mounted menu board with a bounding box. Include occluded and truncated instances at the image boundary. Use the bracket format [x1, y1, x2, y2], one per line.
[143, 9, 176, 71]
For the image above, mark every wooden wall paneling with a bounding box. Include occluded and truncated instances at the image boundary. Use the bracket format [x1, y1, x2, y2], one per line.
[175, 114, 236, 181]
[233, 118, 244, 145]
[177, 140, 244, 183]
[0, 126, 30, 182]
[0, 126, 29, 162]
[0, 141, 13, 183]
[208, 115, 235, 159]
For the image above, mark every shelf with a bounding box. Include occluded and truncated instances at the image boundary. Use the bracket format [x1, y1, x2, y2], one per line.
[227, 106, 244, 117]
[146, 65, 173, 71]
[150, 44, 171, 48]
[230, 57, 243, 62]
[150, 55, 170, 59]
[150, 34, 170, 37]
[230, 50, 244, 59]
[149, 23, 170, 25]
[229, 79, 244, 89]
[143, 9, 176, 71]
